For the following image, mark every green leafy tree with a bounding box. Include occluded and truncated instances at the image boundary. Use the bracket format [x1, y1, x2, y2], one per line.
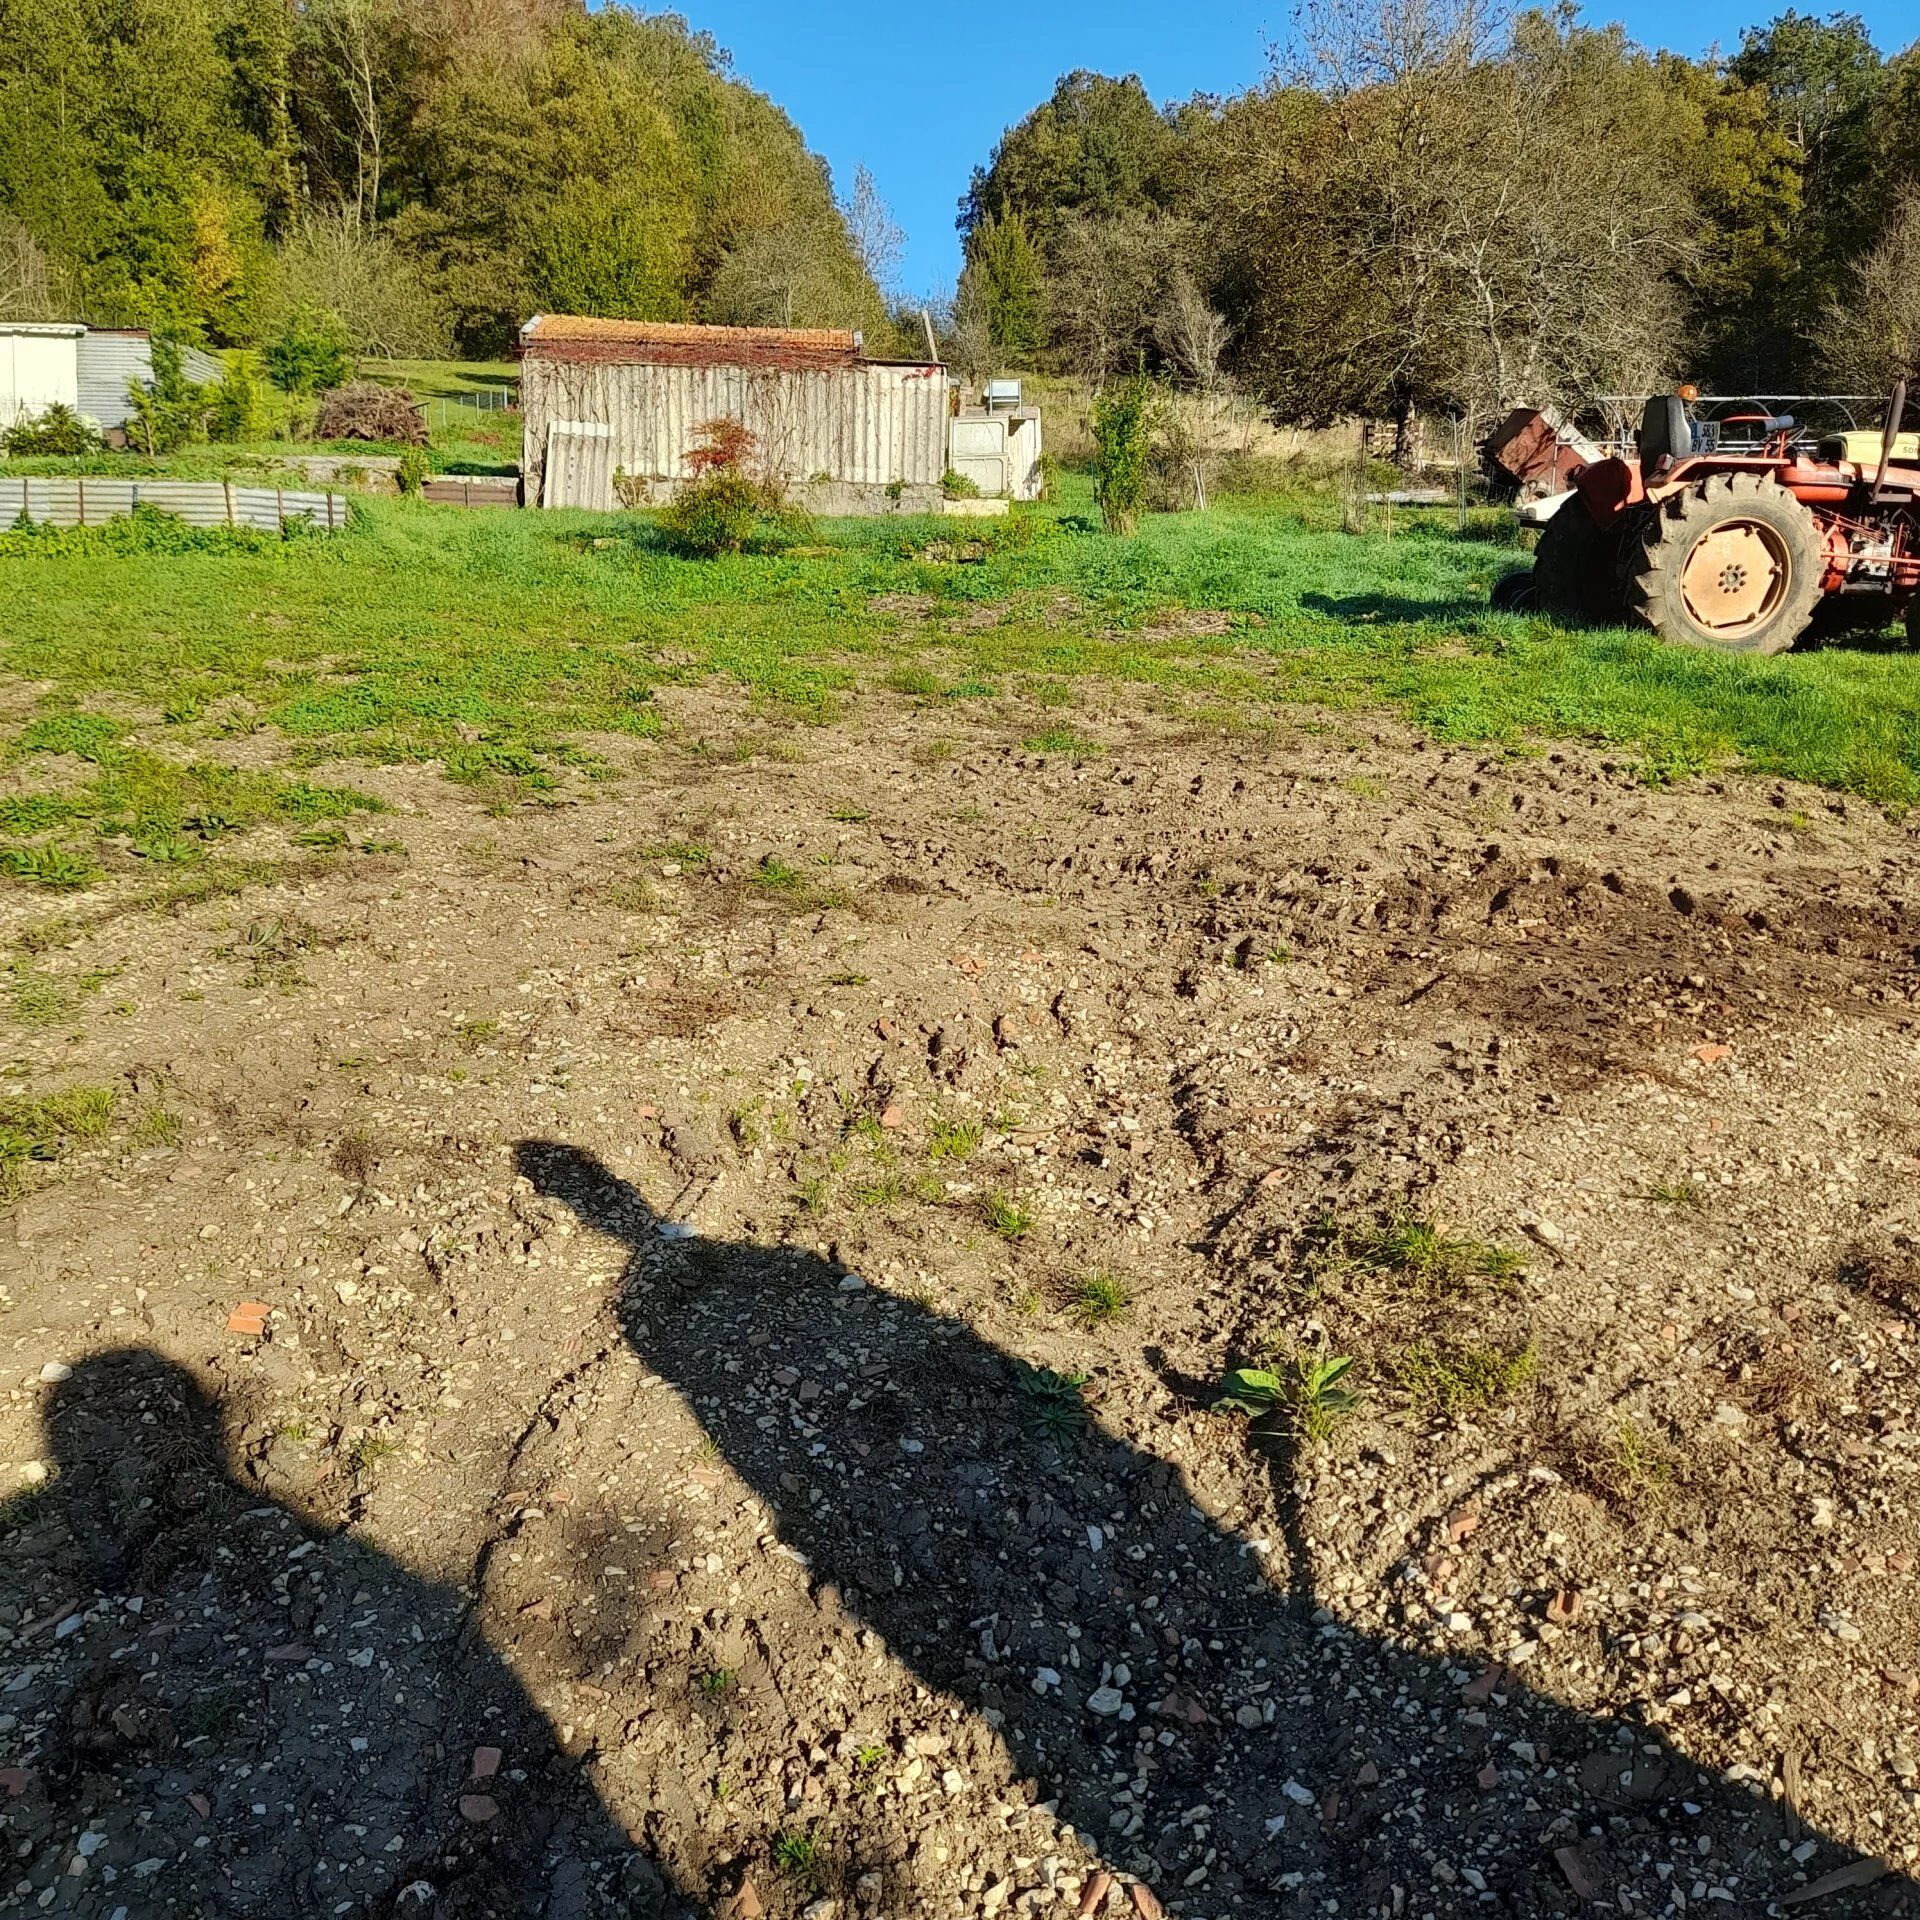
[1091, 371, 1159, 534]
[961, 71, 1179, 249]
[208, 353, 261, 442]
[263, 304, 350, 395]
[961, 210, 1047, 368]
[126, 338, 212, 454]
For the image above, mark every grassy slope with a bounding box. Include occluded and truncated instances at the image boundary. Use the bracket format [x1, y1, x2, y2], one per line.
[4, 479, 1920, 889]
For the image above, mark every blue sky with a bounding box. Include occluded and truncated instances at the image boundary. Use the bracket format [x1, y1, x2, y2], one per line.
[674, 1, 1920, 297]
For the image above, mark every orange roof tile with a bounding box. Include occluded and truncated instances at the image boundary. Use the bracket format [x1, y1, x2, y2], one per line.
[519, 315, 862, 369]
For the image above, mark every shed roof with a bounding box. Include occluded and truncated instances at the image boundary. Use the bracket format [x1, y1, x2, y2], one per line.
[519, 315, 864, 371]
[0, 322, 86, 338]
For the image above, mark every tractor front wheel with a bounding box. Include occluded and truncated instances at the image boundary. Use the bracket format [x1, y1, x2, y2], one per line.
[1624, 474, 1824, 656]
[1533, 496, 1627, 626]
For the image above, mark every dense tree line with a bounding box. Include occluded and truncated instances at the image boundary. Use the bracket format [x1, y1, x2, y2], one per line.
[955, 3, 1920, 442]
[0, 0, 897, 357]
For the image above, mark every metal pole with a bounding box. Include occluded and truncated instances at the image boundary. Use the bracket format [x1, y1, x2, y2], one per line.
[1455, 415, 1467, 534]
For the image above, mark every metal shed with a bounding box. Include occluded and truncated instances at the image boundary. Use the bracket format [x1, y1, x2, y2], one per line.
[77, 331, 225, 433]
[519, 316, 948, 514]
[1, 324, 225, 436]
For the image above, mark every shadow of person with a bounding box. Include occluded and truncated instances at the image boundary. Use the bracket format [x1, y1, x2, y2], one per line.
[0, 1347, 694, 1919]
[518, 1140, 1916, 1917]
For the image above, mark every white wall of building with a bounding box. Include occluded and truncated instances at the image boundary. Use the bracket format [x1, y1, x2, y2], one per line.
[0, 325, 84, 427]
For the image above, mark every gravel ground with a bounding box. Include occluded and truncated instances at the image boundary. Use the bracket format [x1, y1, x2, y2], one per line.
[5, 693, 1920, 1918]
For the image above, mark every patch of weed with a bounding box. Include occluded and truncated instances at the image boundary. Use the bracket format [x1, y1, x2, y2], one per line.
[1319, 1211, 1525, 1294]
[1068, 1271, 1131, 1327]
[1393, 1339, 1535, 1416]
[1019, 1365, 1090, 1441]
[1216, 1353, 1363, 1447]
[984, 1191, 1033, 1239]
[1646, 1177, 1702, 1206]
[927, 1117, 981, 1161]
[772, 1830, 821, 1886]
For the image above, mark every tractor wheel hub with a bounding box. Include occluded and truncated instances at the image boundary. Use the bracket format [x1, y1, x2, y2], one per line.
[1682, 520, 1789, 635]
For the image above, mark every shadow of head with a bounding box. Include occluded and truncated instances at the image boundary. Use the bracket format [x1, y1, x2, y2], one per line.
[35, 1347, 232, 1586]
[515, 1138, 1918, 1910]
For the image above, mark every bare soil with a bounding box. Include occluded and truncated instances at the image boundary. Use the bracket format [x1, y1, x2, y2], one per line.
[7, 695, 1920, 1919]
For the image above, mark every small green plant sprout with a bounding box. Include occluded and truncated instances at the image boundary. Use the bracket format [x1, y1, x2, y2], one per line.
[1216, 1354, 1363, 1447]
[984, 1191, 1033, 1239]
[1069, 1272, 1130, 1327]
[772, 1829, 821, 1883]
[1646, 1177, 1702, 1206]
[697, 1668, 737, 1697]
[927, 1117, 981, 1161]
[1019, 1365, 1090, 1441]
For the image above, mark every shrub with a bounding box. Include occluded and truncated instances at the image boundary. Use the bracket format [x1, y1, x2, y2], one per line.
[396, 446, 431, 495]
[940, 467, 982, 499]
[126, 339, 213, 455]
[656, 417, 809, 557]
[1091, 372, 1159, 535]
[207, 356, 261, 443]
[315, 381, 427, 446]
[660, 467, 764, 556]
[264, 304, 350, 396]
[2, 404, 101, 458]
[685, 416, 756, 477]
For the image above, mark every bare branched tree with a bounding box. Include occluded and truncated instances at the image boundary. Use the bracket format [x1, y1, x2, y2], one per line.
[1820, 188, 1920, 388]
[266, 208, 450, 358]
[841, 165, 905, 299]
[1048, 212, 1182, 383]
[0, 218, 64, 322]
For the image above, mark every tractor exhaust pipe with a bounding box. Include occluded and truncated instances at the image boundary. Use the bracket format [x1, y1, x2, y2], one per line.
[1873, 378, 1908, 503]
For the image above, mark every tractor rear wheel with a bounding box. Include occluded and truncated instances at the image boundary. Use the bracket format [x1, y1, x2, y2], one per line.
[1908, 600, 1920, 649]
[1624, 474, 1825, 655]
[1534, 496, 1627, 625]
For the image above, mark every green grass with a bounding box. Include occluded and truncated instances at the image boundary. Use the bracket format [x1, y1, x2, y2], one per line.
[984, 1191, 1033, 1239]
[927, 1117, 982, 1161]
[4, 475, 1920, 878]
[1331, 1213, 1526, 1293]
[1393, 1338, 1535, 1416]
[1068, 1271, 1131, 1327]
[0, 1084, 117, 1195]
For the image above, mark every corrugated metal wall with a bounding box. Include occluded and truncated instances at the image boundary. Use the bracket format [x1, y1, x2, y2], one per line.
[523, 359, 947, 510]
[71, 336, 224, 430]
[0, 478, 347, 532]
[76, 334, 152, 429]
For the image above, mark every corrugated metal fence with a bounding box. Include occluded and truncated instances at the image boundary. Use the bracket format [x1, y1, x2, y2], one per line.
[523, 360, 947, 510]
[0, 477, 348, 533]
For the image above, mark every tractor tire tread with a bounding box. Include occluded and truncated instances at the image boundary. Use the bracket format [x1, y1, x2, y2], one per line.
[1627, 476, 1824, 656]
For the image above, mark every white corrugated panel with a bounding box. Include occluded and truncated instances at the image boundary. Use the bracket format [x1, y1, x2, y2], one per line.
[523, 358, 947, 506]
[0, 478, 346, 532]
[541, 421, 616, 510]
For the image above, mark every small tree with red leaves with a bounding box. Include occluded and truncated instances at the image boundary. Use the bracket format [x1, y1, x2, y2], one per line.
[684, 417, 757, 478]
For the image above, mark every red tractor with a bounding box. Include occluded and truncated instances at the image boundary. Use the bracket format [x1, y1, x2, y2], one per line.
[1507, 381, 1920, 654]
